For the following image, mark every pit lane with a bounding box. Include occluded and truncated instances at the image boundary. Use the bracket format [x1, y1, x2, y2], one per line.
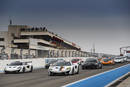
[0, 62, 129, 87]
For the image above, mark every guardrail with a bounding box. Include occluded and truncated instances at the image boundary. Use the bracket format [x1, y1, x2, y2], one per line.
[63, 64, 130, 87]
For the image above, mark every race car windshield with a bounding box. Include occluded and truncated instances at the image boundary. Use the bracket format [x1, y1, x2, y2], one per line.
[71, 59, 79, 62]
[48, 60, 57, 64]
[85, 58, 97, 63]
[54, 62, 71, 66]
[9, 62, 22, 66]
[103, 59, 111, 62]
[115, 58, 122, 59]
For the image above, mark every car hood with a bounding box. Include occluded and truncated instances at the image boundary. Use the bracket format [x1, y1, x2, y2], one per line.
[83, 62, 96, 65]
[114, 59, 123, 60]
[6, 65, 22, 68]
[49, 66, 71, 69]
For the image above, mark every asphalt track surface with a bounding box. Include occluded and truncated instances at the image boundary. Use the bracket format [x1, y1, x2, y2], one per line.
[0, 62, 129, 87]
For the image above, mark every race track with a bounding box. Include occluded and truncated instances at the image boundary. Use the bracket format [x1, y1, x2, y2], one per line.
[0, 62, 129, 87]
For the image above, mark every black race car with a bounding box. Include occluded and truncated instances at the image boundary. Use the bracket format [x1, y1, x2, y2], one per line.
[82, 58, 102, 69]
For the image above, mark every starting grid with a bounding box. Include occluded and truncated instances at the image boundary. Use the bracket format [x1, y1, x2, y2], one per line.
[63, 64, 130, 87]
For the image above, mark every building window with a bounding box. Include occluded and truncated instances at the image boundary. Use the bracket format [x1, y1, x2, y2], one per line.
[0, 38, 4, 41]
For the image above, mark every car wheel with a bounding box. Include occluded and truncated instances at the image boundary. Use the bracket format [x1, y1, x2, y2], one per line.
[30, 66, 33, 72]
[71, 68, 74, 75]
[22, 67, 25, 73]
[98, 64, 102, 69]
[16, 70, 20, 74]
[94, 66, 97, 69]
[48, 71, 54, 76]
[76, 66, 79, 74]
[100, 65, 102, 69]
[45, 66, 49, 69]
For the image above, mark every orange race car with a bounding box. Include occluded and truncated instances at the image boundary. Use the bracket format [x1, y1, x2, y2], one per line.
[101, 58, 115, 65]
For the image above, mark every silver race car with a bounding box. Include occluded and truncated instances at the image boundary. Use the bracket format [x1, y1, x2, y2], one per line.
[48, 61, 79, 76]
[4, 61, 33, 73]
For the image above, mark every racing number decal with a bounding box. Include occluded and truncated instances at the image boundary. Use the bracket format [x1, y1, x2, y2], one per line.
[60, 66, 64, 71]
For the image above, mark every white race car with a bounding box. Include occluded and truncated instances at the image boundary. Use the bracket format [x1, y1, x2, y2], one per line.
[4, 61, 33, 73]
[48, 61, 79, 76]
[114, 57, 124, 63]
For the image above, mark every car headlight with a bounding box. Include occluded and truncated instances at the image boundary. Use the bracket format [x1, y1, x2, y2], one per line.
[66, 67, 71, 70]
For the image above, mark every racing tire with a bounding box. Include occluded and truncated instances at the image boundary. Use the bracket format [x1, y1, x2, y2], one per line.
[99, 65, 102, 69]
[16, 70, 20, 74]
[98, 64, 102, 69]
[22, 67, 25, 73]
[71, 68, 74, 75]
[76, 67, 79, 74]
[45, 66, 49, 69]
[30, 66, 33, 72]
[48, 71, 54, 76]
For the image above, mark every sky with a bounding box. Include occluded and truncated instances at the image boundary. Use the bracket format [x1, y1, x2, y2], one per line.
[0, 0, 130, 55]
